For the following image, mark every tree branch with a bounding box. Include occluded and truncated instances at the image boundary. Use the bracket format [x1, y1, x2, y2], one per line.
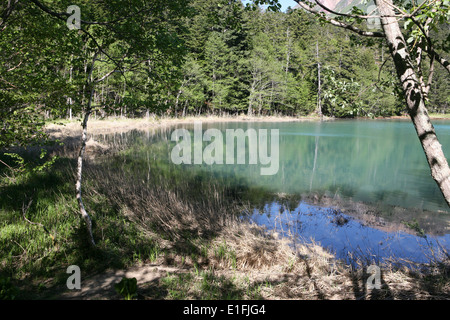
[94, 69, 118, 83]
[313, 0, 400, 19]
[424, 53, 435, 97]
[28, 0, 131, 83]
[0, 0, 19, 30]
[294, 0, 450, 75]
[293, 1, 385, 38]
[29, 0, 152, 26]
[427, 48, 450, 74]
[405, 3, 450, 75]
[22, 199, 55, 242]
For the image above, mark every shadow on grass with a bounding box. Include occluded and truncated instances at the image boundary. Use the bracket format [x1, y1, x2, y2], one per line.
[0, 155, 162, 299]
[349, 266, 394, 300]
[138, 271, 267, 300]
[349, 261, 449, 300]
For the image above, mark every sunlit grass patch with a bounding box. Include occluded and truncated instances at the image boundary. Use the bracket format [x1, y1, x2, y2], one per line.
[146, 270, 267, 300]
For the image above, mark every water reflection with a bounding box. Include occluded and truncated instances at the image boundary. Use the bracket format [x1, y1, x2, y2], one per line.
[131, 119, 450, 213]
[247, 201, 450, 266]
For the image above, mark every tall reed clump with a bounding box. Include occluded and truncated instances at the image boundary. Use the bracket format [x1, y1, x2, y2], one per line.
[85, 164, 235, 242]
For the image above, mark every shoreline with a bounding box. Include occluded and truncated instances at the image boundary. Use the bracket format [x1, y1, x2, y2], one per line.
[45, 113, 450, 139]
[45, 114, 325, 138]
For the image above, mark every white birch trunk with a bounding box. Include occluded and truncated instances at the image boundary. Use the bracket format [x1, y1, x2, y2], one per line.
[76, 86, 95, 246]
[375, 0, 450, 206]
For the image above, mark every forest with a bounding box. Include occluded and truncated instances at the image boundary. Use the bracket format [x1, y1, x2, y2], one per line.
[2, 0, 449, 148]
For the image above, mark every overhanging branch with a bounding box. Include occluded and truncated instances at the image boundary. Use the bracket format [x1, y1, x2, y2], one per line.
[28, 0, 128, 83]
[29, 0, 152, 26]
[293, 0, 385, 38]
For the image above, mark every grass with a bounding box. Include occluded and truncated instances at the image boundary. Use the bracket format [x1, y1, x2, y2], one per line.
[44, 113, 326, 139]
[140, 269, 268, 300]
[1, 117, 449, 300]
[429, 113, 450, 119]
[383, 112, 450, 120]
[0, 152, 162, 298]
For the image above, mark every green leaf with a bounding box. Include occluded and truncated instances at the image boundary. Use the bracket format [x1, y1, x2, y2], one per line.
[404, 19, 413, 30]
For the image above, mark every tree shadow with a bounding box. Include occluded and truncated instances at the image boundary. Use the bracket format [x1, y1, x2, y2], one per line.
[404, 261, 450, 300]
[301, 257, 326, 299]
[350, 265, 395, 300]
[352, 260, 450, 300]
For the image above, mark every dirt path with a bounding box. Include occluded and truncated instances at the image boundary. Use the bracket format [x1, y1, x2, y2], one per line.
[56, 264, 185, 300]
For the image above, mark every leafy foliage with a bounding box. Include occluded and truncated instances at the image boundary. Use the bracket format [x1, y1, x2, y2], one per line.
[114, 277, 138, 300]
[0, 276, 17, 300]
[0, 0, 422, 142]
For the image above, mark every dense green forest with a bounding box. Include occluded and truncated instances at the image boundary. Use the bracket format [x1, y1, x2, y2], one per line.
[2, 0, 448, 136]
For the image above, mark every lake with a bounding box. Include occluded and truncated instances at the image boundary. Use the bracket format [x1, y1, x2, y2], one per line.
[98, 119, 450, 265]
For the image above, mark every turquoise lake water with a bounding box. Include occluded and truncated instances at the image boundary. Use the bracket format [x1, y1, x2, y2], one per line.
[102, 119, 450, 265]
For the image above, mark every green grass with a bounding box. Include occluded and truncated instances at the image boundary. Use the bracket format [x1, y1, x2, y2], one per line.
[146, 270, 267, 300]
[0, 153, 160, 299]
[0, 141, 250, 299]
[214, 241, 237, 269]
[429, 113, 450, 119]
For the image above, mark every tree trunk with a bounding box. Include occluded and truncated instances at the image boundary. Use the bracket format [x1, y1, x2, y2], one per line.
[182, 101, 187, 117]
[75, 51, 100, 246]
[76, 86, 95, 246]
[248, 78, 256, 116]
[376, 0, 450, 206]
[316, 41, 322, 119]
[175, 88, 182, 118]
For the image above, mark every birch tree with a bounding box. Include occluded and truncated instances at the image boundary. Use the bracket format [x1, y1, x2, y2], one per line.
[1, 0, 188, 245]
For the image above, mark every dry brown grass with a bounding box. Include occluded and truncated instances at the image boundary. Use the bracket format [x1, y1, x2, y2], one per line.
[45, 114, 323, 139]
